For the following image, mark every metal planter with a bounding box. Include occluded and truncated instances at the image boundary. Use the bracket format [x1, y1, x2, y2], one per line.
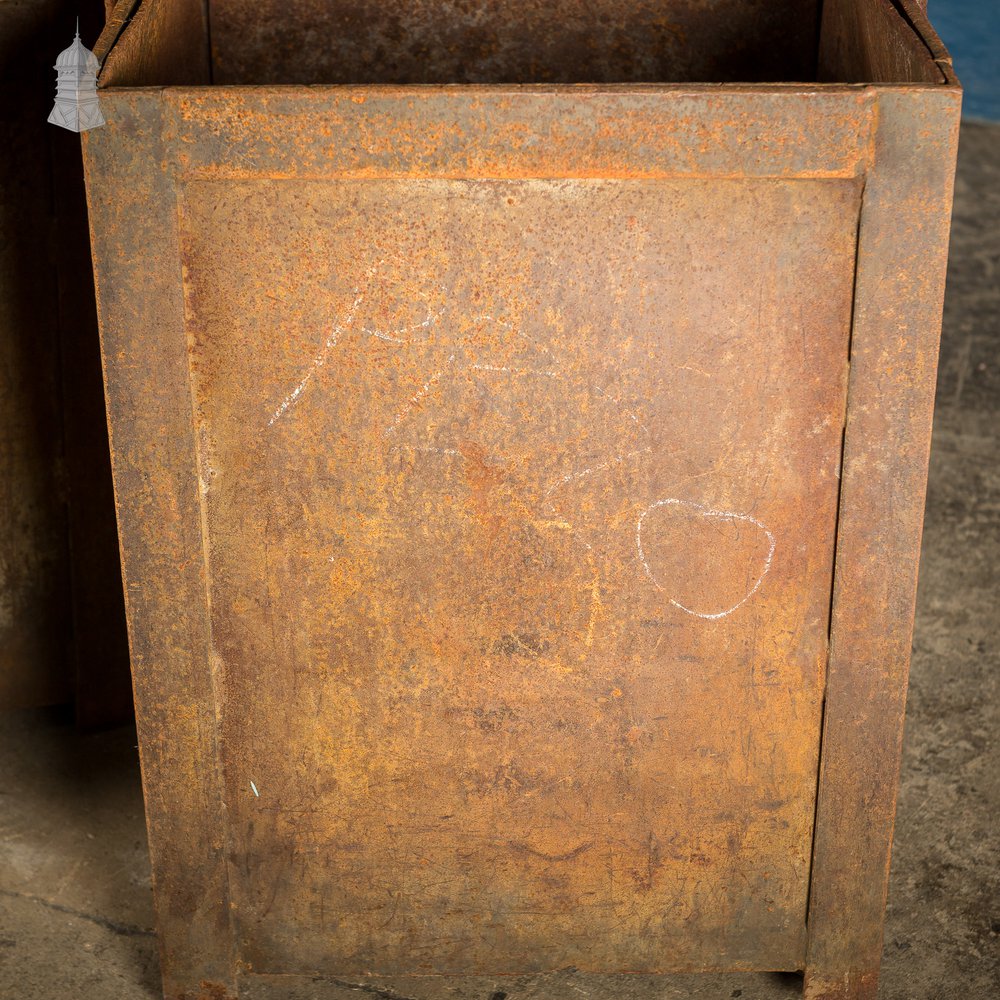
[82, 1, 960, 997]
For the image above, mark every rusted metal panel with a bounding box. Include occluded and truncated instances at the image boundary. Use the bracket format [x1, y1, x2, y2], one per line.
[803, 86, 961, 1000]
[178, 170, 855, 975]
[803, 5, 962, 998]
[96, 0, 209, 87]
[818, 0, 946, 84]
[87, 81, 861, 991]
[82, 91, 236, 999]
[209, 0, 822, 86]
[164, 87, 872, 181]
[83, 0, 960, 996]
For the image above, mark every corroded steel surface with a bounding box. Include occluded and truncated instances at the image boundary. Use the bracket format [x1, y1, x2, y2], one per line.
[87, 84, 865, 992]
[179, 173, 856, 974]
[96, 0, 208, 87]
[818, 0, 947, 84]
[210, 0, 821, 86]
[83, 0, 961, 996]
[84, 92, 236, 1000]
[802, 91, 962, 1000]
[164, 87, 873, 181]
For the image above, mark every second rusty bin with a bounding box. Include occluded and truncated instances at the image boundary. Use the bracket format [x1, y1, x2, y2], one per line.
[83, 1, 960, 997]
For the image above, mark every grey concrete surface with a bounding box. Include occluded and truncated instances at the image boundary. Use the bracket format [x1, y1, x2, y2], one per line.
[0, 121, 997, 1000]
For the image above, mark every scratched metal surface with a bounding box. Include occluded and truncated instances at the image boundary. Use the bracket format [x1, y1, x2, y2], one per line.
[208, 0, 821, 86]
[176, 175, 857, 975]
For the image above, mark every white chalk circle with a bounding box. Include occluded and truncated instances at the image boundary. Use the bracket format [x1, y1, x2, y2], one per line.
[636, 498, 776, 620]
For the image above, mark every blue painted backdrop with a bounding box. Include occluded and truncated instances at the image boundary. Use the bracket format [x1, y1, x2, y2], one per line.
[930, 0, 1000, 120]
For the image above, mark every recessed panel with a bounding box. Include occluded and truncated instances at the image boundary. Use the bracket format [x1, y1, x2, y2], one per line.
[178, 177, 858, 974]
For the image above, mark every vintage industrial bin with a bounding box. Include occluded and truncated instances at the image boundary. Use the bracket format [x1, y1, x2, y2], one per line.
[82, 0, 960, 997]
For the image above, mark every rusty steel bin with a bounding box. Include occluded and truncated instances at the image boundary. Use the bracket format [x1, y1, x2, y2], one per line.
[82, 1, 960, 997]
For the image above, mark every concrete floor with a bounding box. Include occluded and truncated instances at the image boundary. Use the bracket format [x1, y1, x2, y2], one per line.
[1, 121, 997, 1000]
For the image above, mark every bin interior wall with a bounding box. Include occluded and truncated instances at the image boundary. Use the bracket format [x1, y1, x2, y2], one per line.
[97, 0, 947, 89]
[208, 0, 822, 85]
[818, 0, 948, 84]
